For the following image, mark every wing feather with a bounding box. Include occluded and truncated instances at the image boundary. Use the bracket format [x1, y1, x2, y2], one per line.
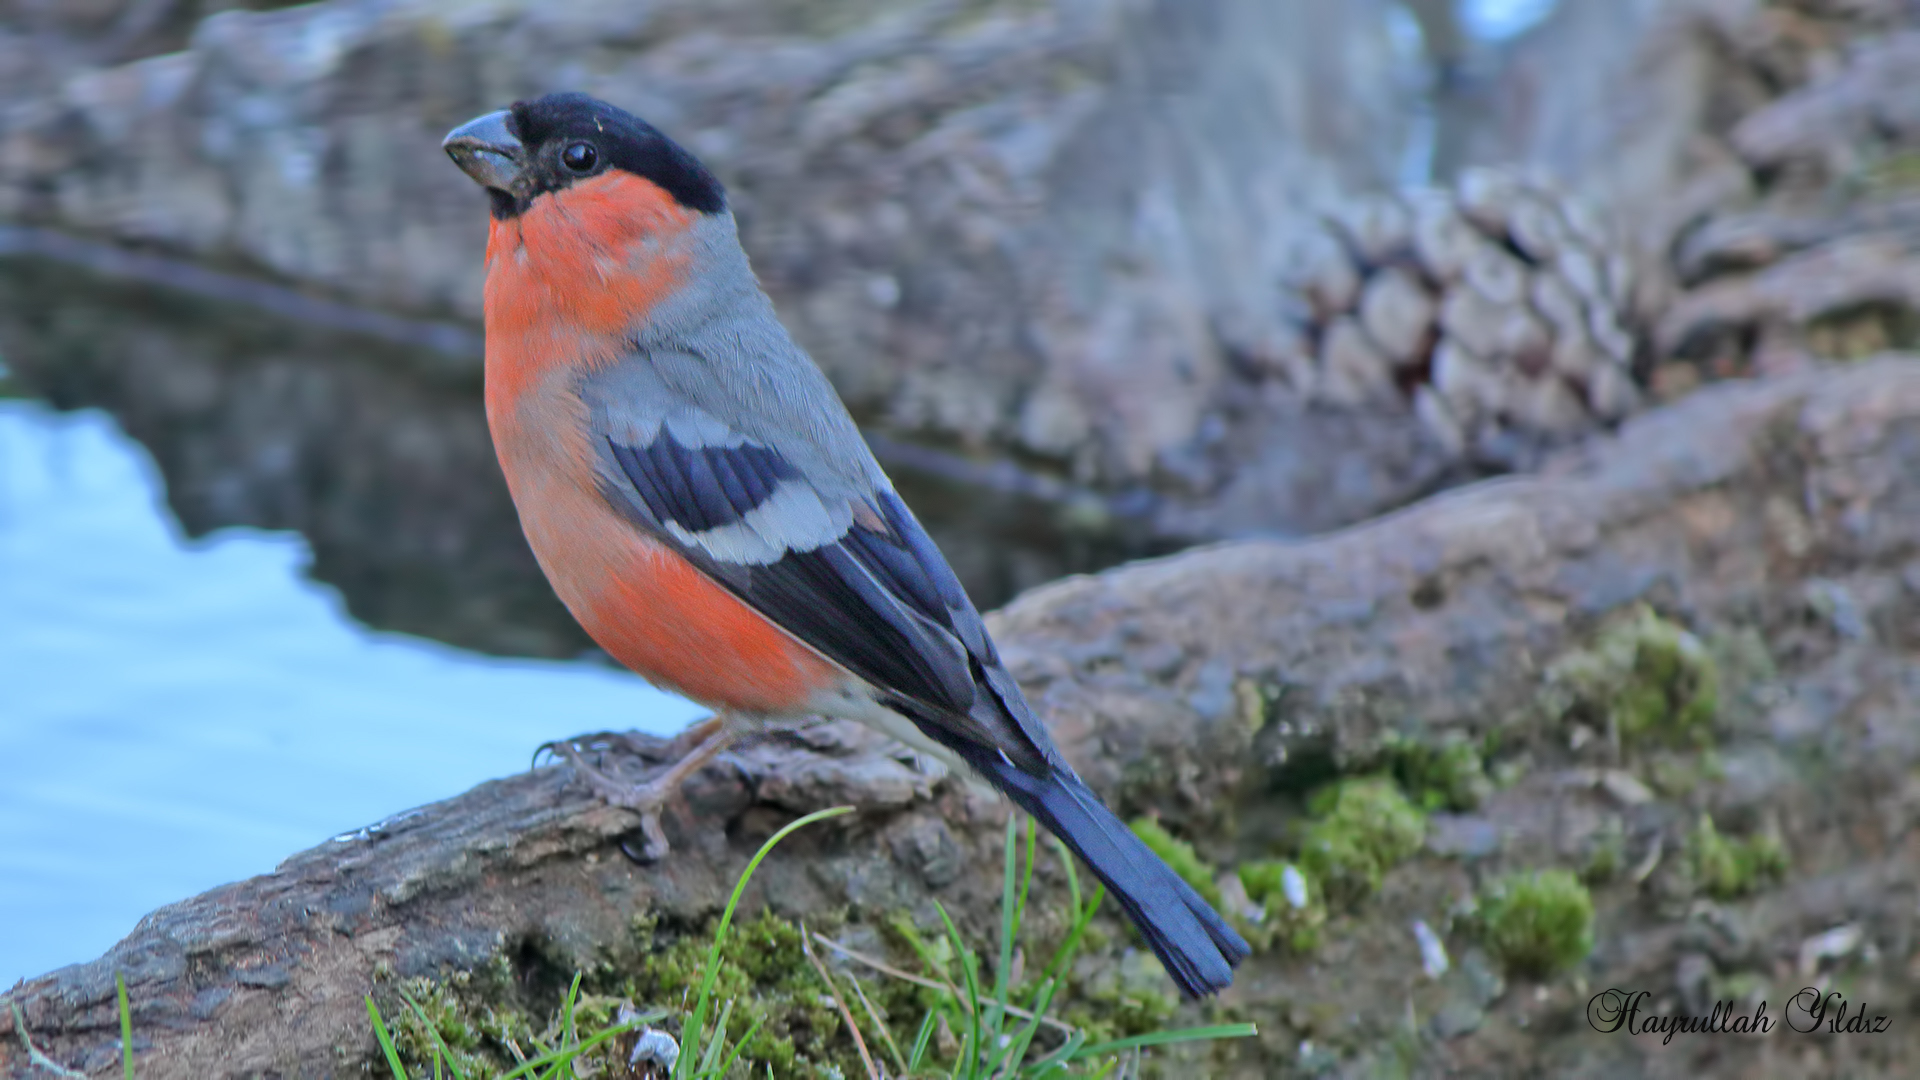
[597, 419, 1022, 749]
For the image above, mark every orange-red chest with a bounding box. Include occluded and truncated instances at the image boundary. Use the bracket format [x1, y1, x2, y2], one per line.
[478, 175, 839, 714]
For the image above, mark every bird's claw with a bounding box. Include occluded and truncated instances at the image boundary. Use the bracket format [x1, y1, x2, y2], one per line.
[626, 810, 673, 864]
[547, 739, 679, 859]
[547, 719, 737, 863]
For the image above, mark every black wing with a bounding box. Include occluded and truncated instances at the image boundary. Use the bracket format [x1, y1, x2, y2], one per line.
[601, 424, 1047, 771]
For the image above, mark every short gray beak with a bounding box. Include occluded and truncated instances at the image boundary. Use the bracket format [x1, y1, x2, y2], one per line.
[443, 110, 521, 192]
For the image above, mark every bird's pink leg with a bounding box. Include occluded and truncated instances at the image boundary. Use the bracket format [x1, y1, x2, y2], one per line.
[660, 713, 726, 758]
[551, 715, 739, 861]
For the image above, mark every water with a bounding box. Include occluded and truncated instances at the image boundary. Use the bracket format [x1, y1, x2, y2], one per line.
[0, 252, 1150, 662]
[0, 401, 704, 985]
[1461, 0, 1560, 42]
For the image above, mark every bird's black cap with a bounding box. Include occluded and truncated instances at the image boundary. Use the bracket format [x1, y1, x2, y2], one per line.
[443, 92, 726, 220]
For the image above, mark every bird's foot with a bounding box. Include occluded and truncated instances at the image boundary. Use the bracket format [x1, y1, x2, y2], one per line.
[548, 716, 736, 862]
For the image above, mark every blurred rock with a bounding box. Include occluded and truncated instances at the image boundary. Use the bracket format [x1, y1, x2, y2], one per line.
[0, 2, 303, 67]
[1462, 0, 1920, 392]
[0, 0, 1465, 539]
[1728, 29, 1920, 172]
[1657, 232, 1920, 360]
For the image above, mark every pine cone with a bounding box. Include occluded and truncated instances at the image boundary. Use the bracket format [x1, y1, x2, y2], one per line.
[1269, 167, 1644, 467]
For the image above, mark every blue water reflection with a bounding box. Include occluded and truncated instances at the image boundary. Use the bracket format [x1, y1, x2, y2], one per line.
[1462, 0, 1560, 41]
[0, 401, 704, 985]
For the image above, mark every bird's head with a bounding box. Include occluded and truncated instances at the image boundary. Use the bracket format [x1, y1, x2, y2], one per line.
[442, 93, 725, 222]
[443, 93, 744, 353]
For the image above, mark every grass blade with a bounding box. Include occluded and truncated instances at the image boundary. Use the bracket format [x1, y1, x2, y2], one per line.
[1032, 883, 1105, 1003]
[712, 1011, 766, 1080]
[366, 997, 411, 1080]
[565, 971, 583, 1047]
[677, 805, 855, 1079]
[1022, 1029, 1087, 1077]
[696, 999, 733, 1076]
[559, 970, 584, 1076]
[842, 962, 907, 1075]
[947, 1025, 972, 1080]
[530, 971, 588, 1080]
[1049, 837, 1081, 920]
[891, 921, 969, 1010]
[800, 923, 879, 1080]
[996, 976, 1057, 1075]
[1015, 818, 1036, 947]
[810, 931, 957, 999]
[1071, 1022, 1259, 1059]
[1013, 814, 1029, 933]
[808, 932, 1075, 1037]
[493, 1012, 659, 1080]
[988, 818, 1045, 1076]
[908, 1008, 941, 1072]
[115, 972, 134, 1080]
[933, 901, 983, 1078]
[992, 815, 1019, 1035]
[398, 990, 470, 1080]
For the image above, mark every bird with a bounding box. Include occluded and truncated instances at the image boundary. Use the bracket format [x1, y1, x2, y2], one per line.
[442, 92, 1249, 998]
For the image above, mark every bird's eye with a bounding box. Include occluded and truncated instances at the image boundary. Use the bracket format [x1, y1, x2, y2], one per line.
[561, 142, 598, 173]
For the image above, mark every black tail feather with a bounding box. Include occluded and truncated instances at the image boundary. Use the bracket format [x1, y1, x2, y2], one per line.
[976, 757, 1250, 998]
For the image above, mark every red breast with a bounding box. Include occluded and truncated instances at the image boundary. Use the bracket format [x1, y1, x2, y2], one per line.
[481, 173, 841, 714]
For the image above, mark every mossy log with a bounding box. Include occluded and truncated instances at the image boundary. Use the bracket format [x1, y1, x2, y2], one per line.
[7, 359, 1920, 1078]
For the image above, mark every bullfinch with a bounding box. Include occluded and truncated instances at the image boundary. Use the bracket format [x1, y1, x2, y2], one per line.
[442, 92, 1249, 997]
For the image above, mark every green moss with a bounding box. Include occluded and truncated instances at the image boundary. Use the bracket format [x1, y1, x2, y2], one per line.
[1686, 814, 1788, 899]
[1298, 777, 1427, 904]
[1490, 756, 1529, 790]
[1128, 818, 1223, 907]
[374, 910, 874, 1079]
[1063, 950, 1179, 1044]
[1860, 149, 1920, 192]
[383, 963, 532, 1077]
[1117, 821, 1331, 957]
[1237, 860, 1326, 953]
[629, 910, 849, 1077]
[1545, 606, 1720, 746]
[1805, 301, 1920, 359]
[1234, 677, 1269, 734]
[1581, 818, 1628, 885]
[884, 911, 954, 983]
[1709, 970, 1770, 1013]
[1388, 734, 1491, 811]
[376, 947, 631, 1076]
[1236, 859, 1289, 904]
[1479, 869, 1594, 979]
